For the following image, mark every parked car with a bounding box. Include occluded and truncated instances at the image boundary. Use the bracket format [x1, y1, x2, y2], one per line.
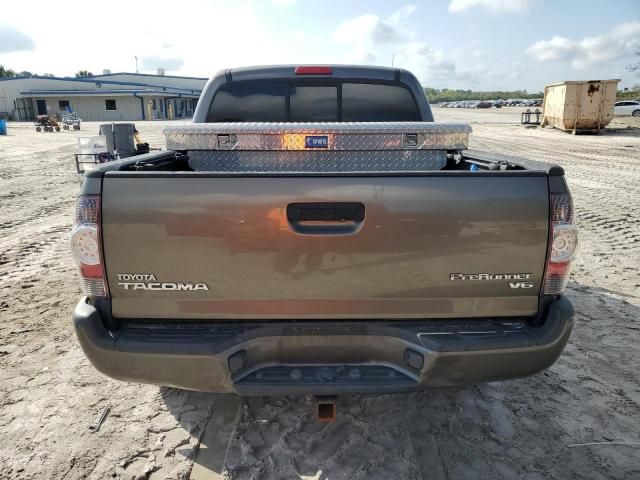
[476, 101, 492, 108]
[71, 65, 576, 397]
[614, 100, 640, 117]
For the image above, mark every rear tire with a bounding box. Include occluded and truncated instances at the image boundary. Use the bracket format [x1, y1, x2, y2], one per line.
[632, 110, 640, 117]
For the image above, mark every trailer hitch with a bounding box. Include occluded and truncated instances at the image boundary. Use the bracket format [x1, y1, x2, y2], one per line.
[314, 396, 337, 423]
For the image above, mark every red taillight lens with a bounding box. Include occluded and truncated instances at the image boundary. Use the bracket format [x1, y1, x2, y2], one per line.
[544, 194, 578, 295]
[294, 66, 333, 75]
[70, 195, 109, 298]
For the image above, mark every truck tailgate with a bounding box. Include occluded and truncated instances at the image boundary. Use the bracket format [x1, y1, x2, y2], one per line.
[102, 174, 549, 319]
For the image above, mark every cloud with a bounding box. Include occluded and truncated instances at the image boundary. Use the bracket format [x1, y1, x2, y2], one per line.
[272, 0, 296, 6]
[330, 6, 487, 87]
[330, 14, 396, 45]
[527, 21, 640, 69]
[139, 55, 184, 71]
[388, 4, 418, 26]
[449, 0, 535, 13]
[330, 5, 420, 64]
[0, 0, 291, 78]
[400, 43, 456, 76]
[387, 37, 524, 89]
[331, 5, 416, 46]
[371, 20, 403, 44]
[0, 24, 35, 54]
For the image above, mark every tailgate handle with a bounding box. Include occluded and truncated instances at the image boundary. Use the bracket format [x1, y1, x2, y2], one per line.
[287, 202, 365, 235]
[287, 203, 365, 222]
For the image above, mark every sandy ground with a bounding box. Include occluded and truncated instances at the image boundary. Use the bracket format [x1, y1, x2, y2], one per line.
[1, 110, 639, 479]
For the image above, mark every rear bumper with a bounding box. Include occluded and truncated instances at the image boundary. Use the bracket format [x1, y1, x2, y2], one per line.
[73, 296, 574, 395]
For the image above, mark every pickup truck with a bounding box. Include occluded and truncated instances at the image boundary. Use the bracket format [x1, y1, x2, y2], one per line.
[71, 65, 577, 396]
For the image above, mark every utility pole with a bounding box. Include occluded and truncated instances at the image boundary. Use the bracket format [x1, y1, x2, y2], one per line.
[391, 52, 395, 67]
[135, 56, 138, 73]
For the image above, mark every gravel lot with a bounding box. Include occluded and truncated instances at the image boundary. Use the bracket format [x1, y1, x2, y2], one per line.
[1, 109, 639, 479]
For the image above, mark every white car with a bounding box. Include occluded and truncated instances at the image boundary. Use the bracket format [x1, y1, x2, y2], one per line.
[614, 100, 640, 117]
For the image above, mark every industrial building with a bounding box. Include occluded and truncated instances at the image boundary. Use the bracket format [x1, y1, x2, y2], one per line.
[0, 72, 207, 121]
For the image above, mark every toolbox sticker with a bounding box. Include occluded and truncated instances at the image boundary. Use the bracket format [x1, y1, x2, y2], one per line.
[305, 135, 329, 148]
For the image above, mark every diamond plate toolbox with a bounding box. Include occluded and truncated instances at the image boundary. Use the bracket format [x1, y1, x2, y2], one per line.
[187, 150, 449, 173]
[164, 122, 471, 151]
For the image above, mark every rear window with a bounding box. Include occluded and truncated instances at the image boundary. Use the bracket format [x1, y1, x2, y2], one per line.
[207, 82, 288, 122]
[290, 86, 338, 121]
[342, 83, 421, 121]
[207, 81, 420, 122]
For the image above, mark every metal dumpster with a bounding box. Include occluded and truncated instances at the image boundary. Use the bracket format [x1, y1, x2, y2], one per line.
[541, 79, 619, 134]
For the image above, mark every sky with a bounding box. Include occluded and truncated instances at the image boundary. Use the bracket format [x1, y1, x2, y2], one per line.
[0, 0, 638, 91]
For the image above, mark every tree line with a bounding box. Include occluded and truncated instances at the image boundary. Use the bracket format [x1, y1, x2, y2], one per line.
[0, 65, 93, 78]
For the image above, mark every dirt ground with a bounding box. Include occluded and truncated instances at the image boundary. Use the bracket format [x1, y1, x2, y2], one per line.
[1, 109, 639, 480]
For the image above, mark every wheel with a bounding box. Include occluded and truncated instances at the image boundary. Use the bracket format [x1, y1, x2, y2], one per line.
[55, 126, 60, 132]
[632, 110, 640, 117]
[36, 126, 42, 132]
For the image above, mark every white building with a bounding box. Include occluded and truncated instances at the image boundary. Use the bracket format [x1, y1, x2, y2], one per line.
[0, 72, 207, 121]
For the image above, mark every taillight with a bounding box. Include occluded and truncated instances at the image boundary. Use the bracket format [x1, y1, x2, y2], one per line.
[544, 193, 578, 294]
[294, 66, 333, 75]
[70, 195, 109, 297]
